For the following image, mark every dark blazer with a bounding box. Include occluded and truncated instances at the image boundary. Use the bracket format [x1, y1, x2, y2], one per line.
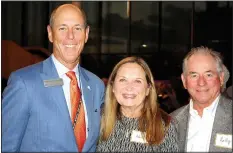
[2, 56, 105, 152]
[170, 95, 232, 152]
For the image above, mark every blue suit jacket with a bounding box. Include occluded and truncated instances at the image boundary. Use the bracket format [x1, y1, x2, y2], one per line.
[2, 56, 105, 152]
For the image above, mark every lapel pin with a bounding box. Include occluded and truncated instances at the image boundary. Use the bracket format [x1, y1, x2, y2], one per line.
[87, 86, 91, 90]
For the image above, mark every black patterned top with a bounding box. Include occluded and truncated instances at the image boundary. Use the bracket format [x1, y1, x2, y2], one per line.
[96, 115, 179, 152]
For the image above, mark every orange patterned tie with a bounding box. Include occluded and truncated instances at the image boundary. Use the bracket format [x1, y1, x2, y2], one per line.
[66, 71, 86, 152]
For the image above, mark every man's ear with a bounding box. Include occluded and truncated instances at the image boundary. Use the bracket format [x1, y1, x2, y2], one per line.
[181, 73, 187, 89]
[220, 71, 225, 87]
[84, 25, 89, 43]
[47, 25, 53, 43]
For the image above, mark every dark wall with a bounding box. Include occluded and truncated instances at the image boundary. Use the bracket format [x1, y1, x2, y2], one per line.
[2, 1, 232, 82]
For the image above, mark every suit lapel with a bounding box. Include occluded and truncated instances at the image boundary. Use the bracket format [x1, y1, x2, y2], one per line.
[177, 105, 190, 151]
[209, 95, 232, 152]
[40, 57, 71, 122]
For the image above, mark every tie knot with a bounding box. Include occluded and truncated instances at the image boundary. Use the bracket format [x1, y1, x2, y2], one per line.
[66, 71, 77, 81]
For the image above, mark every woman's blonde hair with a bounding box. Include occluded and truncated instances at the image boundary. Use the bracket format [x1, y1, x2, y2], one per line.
[99, 56, 171, 145]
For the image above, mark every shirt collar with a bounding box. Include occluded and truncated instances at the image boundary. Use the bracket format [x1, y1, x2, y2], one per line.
[51, 54, 79, 77]
[189, 95, 220, 117]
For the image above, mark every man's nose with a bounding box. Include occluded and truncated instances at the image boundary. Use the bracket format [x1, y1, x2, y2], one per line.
[197, 76, 207, 86]
[67, 29, 74, 39]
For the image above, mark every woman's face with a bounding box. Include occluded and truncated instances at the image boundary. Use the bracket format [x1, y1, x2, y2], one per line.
[113, 63, 150, 111]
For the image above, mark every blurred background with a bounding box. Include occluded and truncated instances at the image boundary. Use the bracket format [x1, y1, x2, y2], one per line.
[2, 1, 232, 112]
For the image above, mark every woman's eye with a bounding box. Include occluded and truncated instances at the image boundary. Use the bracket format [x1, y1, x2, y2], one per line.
[119, 79, 126, 82]
[135, 80, 142, 83]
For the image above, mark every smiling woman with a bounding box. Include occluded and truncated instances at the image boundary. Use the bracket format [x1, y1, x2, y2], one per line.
[97, 56, 179, 152]
[112, 62, 150, 118]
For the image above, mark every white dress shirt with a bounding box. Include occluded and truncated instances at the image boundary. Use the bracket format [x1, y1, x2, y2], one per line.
[52, 54, 88, 137]
[187, 95, 220, 152]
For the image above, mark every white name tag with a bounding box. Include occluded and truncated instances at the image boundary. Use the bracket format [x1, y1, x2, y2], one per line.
[130, 130, 148, 144]
[43, 78, 64, 87]
[215, 133, 232, 149]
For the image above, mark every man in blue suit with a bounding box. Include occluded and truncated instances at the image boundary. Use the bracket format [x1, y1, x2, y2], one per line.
[2, 4, 105, 152]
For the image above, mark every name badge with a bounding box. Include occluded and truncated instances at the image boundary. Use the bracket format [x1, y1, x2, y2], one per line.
[130, 130, 147, 144]
[215, 133, 232, 149]
[43, 78, 64, 87]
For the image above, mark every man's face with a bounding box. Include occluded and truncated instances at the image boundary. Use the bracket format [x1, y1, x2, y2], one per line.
[181, 53, 224, 107]
[47, 5, 89, 69]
